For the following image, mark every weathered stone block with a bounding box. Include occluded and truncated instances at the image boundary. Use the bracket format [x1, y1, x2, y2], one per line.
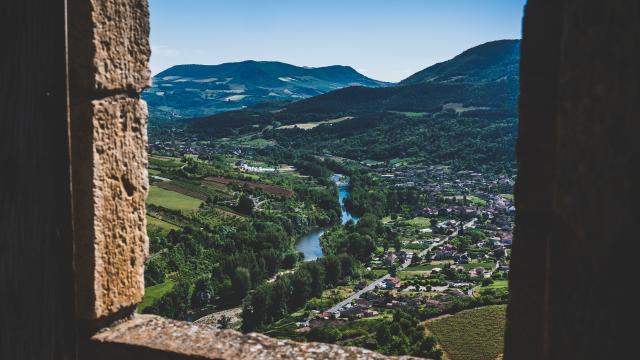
[71, 95, 149, 319]
[91, 315, 419, 360]
[68, 0, 150, 92]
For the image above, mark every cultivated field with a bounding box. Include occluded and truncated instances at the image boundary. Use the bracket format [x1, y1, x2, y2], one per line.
[427, 305, 507, 360]
[146, 215, 180, 232]
[147, 185, 203, 211]
[149, 155, 184, 169]
[205, 176, 294, 198]
[156, 180, 209, 201]
[277, 116, 353, 130]
[138, 280, 176, 312]
[403, 216, 431, 227]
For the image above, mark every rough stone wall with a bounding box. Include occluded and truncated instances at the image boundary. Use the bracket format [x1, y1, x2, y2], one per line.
[68, 0, 151, 320]
[63, 2, 413, 359]
[90, 315, 421, 360]
[506, 1, 639, 358]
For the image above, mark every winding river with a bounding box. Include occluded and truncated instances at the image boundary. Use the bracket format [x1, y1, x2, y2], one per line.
[295, 174, 359, 261]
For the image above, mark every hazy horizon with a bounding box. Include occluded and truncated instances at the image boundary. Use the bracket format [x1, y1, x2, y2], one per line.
[149, 0, 526, 82]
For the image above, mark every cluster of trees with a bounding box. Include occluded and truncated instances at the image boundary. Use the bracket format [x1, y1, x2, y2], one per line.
[241, 254, 359, 332]
[143, 280, 191, 320]
[266, 111, 517, 174]
[371, 311, 442, 358]
[186, 101, 517, 175]
[141, 277, 216, 320]
[321, 214, 384, 263]
[342, 172, 423, 218]
[143, 219, 309, 320]
[450, 229, 487, 253]
[293, 158, 333, 178]
[343, 172, 386, 217]
[142, 147, 350, 319]
[307, 310, 442, 359]
[294, 184, 341, 225]
[181, 155, 231, 178]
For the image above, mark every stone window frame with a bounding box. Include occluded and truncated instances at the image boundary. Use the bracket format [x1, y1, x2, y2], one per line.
[66, 1, 415, 358]
[7, 0, 636, 358]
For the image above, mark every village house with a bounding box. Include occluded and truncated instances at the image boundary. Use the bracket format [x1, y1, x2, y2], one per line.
[432, 249, 456, 260]
[383, 277, 401, 289]
[453, 252, 470, 264]
[383, 252, 397, 265]
[469, 267, 486, 278]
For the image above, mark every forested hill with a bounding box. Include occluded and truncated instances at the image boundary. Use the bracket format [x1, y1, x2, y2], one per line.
[184, 40, 521, 172]
[143, 60, 390, 120]
[281, 40, 520, 116]
[400, 39, 520, 86]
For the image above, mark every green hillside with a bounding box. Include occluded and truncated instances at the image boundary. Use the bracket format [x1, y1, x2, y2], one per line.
[182, 40, 519, 172]
[400, 40, 520, 86]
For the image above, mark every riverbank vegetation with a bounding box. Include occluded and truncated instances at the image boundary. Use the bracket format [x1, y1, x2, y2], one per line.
[140, 153, 343, 319]
[241, 254, 360, 332]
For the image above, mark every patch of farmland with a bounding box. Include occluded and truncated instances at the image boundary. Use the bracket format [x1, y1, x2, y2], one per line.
[147, 185, 203, 212]
[427, 305, 506, 360]
[146, 215, 180, 232]
[149, 155, 184, 170]
[442, 102, 491, 114]
[156, 181, 208, 201]
[277, 116, 354, 130]
[204, 176, 294, 198]
[137, 280, 176, 313]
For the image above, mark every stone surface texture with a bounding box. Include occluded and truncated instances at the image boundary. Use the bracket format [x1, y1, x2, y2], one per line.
[68, 0, 151, 92]
[69, 0, 151, 320]
[96, 97, 148, 318]
[71, 96, 149, 319]
[65, 1, 421, 358]
[92, 315, 421, 360]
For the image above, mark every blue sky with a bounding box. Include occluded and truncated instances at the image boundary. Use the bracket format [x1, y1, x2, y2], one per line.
[149, 0, 526, 82]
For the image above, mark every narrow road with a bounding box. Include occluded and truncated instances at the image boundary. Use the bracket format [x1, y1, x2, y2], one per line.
[325, 218, 477, 314]
[326, 274, 390, 314]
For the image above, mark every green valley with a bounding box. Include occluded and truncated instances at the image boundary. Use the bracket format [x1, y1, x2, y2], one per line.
[141, 39, 517, 359]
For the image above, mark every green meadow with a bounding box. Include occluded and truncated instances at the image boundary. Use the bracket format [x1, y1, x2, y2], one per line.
[138, 280, 176, 312]
[147, 185, 203, 212]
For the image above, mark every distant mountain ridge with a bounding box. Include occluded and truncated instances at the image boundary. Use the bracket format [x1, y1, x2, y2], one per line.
[400, 39, 520, 86]
[143, 60, 390, 119]
[280, 39, 520, 116]
[185, 40, 521, 171]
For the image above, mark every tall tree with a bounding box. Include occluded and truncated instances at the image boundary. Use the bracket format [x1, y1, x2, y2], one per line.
[232, 267, 252, 301]
[237, 194, 255, 215]
[190, 277, 213, 310]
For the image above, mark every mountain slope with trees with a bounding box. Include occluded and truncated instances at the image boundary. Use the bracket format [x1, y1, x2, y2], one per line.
[400, 39, 520, 86]
[183, 40, 520, 172]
